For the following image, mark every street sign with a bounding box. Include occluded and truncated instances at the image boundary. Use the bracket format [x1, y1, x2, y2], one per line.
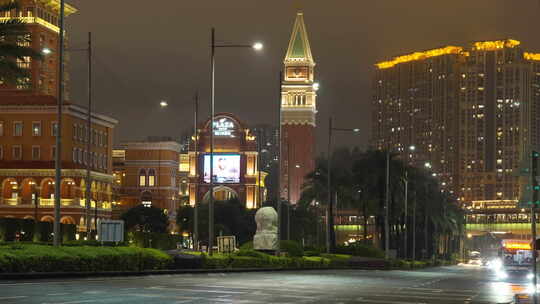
[97, 219, 124, 243]
[217, 236, 236, 254]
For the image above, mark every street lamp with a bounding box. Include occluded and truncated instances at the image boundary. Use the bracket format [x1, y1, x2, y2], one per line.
[327, 117, 359, 253]
[159, 100, 168, 107]
[209, 28, 263, 255]
[402, 145, 416, 260]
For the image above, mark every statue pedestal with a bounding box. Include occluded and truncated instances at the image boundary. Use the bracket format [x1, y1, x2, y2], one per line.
[254, 233, 278, 251]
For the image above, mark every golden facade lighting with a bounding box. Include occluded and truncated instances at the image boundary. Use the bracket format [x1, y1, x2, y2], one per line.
[472, 39, 521, 51]
[375, 46, 463, 69]
[524, 52, 540, 61]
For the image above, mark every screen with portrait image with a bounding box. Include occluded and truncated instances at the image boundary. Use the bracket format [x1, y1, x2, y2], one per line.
[203, 154, 241, 183]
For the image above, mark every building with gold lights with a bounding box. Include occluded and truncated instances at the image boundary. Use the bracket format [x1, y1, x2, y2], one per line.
[0, 0, 118, 232]
[182, 113, 267, 209]
[372, 39, 540, 237]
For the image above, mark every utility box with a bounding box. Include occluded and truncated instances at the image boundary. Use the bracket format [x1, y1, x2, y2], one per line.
[97, 219, 124, 243]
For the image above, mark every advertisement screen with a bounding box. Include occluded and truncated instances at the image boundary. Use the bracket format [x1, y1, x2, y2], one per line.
[203, 154, 241, 183]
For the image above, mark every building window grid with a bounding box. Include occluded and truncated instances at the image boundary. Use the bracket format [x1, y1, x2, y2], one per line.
[13, 121, 23, 136]
[32, 121, 42, 136]
[32, 145, 40, 160]
[13, 145, 22, 160]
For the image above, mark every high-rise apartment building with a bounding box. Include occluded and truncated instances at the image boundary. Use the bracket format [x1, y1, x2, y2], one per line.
[372, 39, 540, 236]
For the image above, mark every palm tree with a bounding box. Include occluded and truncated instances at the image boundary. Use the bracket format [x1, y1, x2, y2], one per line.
[0, 1, 42, 85]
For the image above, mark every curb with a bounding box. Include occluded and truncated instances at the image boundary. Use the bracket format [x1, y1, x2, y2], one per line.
[0, 267, 387, 281]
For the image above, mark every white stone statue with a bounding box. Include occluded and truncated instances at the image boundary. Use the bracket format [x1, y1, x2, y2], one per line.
[253, 207, 278, 250]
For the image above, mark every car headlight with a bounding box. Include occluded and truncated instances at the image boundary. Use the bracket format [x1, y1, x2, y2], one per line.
[490, 258, 502, 271]
[527, 273, 534, 280]
[497, 270, 508, 279]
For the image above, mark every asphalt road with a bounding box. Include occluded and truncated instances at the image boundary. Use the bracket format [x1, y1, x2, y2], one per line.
[0, 265, 532, 304]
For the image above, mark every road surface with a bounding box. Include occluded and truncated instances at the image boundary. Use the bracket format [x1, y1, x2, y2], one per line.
[0, 265, 530, 303]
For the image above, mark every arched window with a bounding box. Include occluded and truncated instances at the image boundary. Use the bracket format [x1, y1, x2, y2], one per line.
[139, 169, 146, 186]
[148, 169, 156, 187]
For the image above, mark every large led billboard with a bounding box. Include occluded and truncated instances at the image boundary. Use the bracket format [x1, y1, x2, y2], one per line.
[203, 154, 241, 183]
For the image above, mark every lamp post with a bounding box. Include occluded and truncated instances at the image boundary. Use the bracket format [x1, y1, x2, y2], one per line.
[326, 116, 359, 253]
[53, 0, 66, 247]
[193, 92, 199, 250]
[46, 30, 93, 241]
[402, 145, 415, 260]
[209, 28, 262, 255]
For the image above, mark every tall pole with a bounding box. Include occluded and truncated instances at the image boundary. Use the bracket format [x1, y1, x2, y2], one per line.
[287, 140, 291, 240]
[532, 205, 537, 303]
[209, 28, 215, 255]
[531, 150, 538, 303]
[412, 190, 416, 262]
[53, 0, 66, 247]
[277, 71, 283, 255]
[326, 117, 333, 254]
[193, 92, 199, 250]
[257, 129, 262, 207]
[385, 150, 390, 259]
[85, 32, 92, 237]
[403, 171, 408, 260]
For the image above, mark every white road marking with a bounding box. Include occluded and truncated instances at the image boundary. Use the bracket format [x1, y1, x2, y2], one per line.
[0, 296, 27, 300]
[42, 300, 98, 304]
[46, 293, 71, 296]
[356, 298, 422, 304]
[148, 286, 247, 294]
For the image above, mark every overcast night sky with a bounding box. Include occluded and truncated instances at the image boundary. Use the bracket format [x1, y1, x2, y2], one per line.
[65, 0, 540, 154]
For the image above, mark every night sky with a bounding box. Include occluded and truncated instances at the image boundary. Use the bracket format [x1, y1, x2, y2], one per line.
[65, 0, 540, 155]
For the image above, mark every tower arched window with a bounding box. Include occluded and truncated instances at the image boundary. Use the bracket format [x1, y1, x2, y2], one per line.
[139, 169, 147, 187]
[148, 169, 156, 187]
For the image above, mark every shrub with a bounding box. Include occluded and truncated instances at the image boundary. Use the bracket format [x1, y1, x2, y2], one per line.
[321, 253, 351, 267]
[280, 240, 303, 257]
[335, 243, 384, 258]
[0, 219, 75, 243]
[127, 232, 180, 250]
[239, 241, 253, 250]
[201, 253, 230, 269]
[0, 244, 172, 273]
[236, 249, 270, 259]
[170, 253, 203, 269]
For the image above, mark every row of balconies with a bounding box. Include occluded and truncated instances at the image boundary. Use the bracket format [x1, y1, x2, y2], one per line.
[0, 198, 112, 209]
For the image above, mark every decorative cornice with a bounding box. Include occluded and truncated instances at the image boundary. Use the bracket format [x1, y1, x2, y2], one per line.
[0, 169, 113, 183]
[118, 141, 182, 152]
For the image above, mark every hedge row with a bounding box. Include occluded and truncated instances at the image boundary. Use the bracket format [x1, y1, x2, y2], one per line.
[192, 249, 350, 269]
[0, 244, 172, 273]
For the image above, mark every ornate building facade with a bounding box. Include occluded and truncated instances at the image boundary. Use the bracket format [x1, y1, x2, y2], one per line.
[281, 12, 317, 204]
[184, 113, 266, 209]
[112, 139, 181, 226]
[0, 0, 118, 231]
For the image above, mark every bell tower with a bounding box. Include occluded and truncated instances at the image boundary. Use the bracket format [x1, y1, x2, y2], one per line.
[281, 12, 317, 204]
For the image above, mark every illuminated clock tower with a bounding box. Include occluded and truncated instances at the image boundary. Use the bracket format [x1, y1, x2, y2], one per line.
[281, 12, 317, 204]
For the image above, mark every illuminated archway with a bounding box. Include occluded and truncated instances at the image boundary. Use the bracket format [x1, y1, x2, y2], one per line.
[60, 216, 76, 225]
[202, 186, 238, 203]
[40, 215, 54, 223]
[40, 178, 54, 199]
[61, 178, 76, 199]
[2, 178, 18, 199]
[21, 178, 37, 204]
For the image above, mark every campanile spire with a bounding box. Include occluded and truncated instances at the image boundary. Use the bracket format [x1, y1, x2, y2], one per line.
[280, 11, 317, 204]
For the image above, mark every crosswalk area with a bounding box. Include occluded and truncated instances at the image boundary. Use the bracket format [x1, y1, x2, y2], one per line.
[0, 267, 526, 304]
